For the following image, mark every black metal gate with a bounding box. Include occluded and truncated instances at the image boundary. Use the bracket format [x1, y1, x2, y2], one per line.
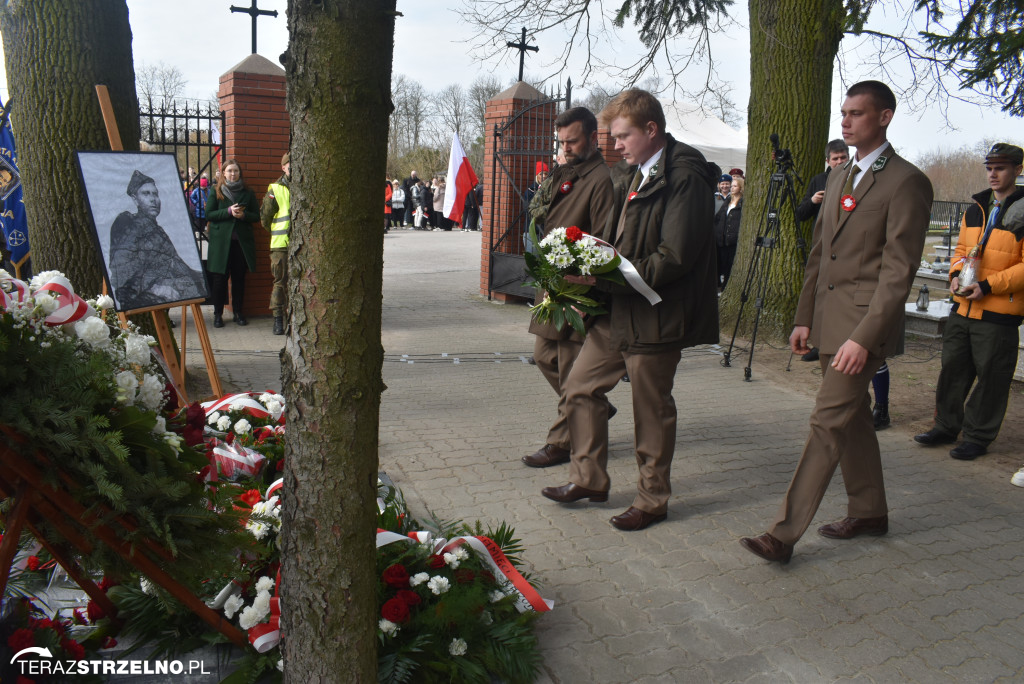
[138, 99, 226, 260]
[487, 81, 570, 299]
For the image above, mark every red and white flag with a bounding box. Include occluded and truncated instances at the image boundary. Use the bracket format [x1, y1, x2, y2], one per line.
[443, 133, 479, 224]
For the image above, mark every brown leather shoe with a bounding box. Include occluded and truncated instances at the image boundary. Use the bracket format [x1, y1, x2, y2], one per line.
[609, 506, 667, 531]
[541, 483, 608, 503]
[739, 533, 793, 564]
[817, 515, 888, 539]
[523, 444, 571, 468]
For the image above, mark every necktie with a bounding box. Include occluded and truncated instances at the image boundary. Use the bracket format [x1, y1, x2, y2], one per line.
[614, 168, 644, 244]
[980, 199, 1002, 247]
[838, 164, 860, 219]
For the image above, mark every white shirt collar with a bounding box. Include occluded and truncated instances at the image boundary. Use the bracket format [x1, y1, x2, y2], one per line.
[637, 146, 665, 189]
[850, 142, 890, 189]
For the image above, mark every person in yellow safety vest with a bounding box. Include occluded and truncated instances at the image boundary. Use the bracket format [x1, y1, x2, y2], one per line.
[261, 153, 290, 335]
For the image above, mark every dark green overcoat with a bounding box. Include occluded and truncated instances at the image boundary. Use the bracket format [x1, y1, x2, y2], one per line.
[206, 187, 259, 274]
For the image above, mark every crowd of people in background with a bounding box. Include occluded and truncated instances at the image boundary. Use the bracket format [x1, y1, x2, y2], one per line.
[385, 171, 483, 232]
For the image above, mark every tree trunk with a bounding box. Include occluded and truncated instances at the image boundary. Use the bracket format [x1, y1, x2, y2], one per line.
[718, 0, 844, 344]
[0, 0, 139, 291]
[280, 1, 396, 680]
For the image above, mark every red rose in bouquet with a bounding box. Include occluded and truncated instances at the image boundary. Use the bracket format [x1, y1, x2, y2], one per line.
[7, 628, 34, 651]
[381, 597, 411, 624]
[396, 589, 422, 606]
[382, 563, 410, 588]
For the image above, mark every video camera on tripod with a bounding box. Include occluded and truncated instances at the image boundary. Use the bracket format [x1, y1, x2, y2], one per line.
[722, 133, 806, 380]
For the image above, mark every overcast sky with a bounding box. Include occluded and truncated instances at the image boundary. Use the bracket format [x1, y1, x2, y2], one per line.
[0, 0, 1020, 165]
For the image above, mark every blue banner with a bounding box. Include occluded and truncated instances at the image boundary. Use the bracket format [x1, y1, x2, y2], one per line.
[0, 110, 28, 269]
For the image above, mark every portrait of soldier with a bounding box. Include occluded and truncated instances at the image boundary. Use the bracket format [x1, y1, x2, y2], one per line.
[108, 169, 207, 311]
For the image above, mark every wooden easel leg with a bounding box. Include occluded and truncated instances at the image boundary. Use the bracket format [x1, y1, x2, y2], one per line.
[29, 524, 120, 622]
[151, 310, 189, 405]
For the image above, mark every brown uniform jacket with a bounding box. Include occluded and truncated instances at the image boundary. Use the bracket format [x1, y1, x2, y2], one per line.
[595, 134, 720, 353]
[796, 146, 933, 357]
[528, 151, 615, 340]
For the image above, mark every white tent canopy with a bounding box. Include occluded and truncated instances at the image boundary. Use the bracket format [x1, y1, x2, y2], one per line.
[662, 105, 748, 172]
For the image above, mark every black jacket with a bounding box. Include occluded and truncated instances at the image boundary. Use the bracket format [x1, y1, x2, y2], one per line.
[714, 196, 743, 247]
[795, 169, 831, 223]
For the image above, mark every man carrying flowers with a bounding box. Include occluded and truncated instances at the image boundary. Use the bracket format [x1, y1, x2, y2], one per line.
[522, 106, 616, 469]
[541, 90, 720, 531]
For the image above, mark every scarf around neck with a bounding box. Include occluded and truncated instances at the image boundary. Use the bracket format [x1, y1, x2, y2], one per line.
[222, 179, 244, 203]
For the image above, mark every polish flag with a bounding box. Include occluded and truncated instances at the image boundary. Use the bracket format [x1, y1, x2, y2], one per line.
[443, 133, 479, 224]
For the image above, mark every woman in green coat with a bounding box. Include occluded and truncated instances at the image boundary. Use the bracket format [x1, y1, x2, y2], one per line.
[206, 158, 258, 327]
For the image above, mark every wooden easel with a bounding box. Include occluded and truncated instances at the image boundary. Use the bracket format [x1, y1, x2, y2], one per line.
[95, 85, 223, 404]
[0, 427, 248, 648]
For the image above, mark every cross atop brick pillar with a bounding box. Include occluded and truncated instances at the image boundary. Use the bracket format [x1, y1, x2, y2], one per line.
[217, 54, 289, 317]
[481, 82, 557, 301]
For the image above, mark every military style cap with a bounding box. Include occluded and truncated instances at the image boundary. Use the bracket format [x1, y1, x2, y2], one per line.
[985, 143, 1023, 166]
[126, 169, 156, 196]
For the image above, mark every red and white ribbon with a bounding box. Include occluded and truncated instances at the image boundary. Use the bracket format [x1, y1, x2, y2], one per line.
[36, 275, 94, 326]
[590, 236, 662, 306]
[374, 529, 552, 613]
[201, 392, 284, 423]
[0, 274, 29, 310]
[207, 438, 266, 478]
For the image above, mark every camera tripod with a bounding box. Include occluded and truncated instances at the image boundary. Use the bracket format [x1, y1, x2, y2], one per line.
[722, 133, 806, 380]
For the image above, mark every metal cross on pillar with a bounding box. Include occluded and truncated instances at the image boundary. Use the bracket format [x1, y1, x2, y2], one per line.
[506, 27, 538, 83]
[230, 0, 279, 55]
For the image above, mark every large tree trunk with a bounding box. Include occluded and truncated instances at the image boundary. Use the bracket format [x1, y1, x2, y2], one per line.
[719, 0, 844, 344]
[280, 1, 396, 680]
[0, 0, 139, 291]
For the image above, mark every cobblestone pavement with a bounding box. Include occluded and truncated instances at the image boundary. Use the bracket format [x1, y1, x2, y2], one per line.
[178, 229, 1024, 683]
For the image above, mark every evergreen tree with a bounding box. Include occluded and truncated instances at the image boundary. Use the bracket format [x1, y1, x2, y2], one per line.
[279, 0, 397, 679]
[916, 0, 1024, 116]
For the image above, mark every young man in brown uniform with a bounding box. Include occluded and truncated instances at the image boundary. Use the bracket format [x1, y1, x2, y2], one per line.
[741, 81, 934, 563]
[523, 107, 616, 469]
[540, 90, 720, 530]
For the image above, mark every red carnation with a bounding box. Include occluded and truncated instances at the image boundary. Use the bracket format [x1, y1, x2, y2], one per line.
[183, 425, 205, 447]
[98, 576, 118, 591]
[276, 459, 285, 472]
[427, 555, 445, 569]
[239, 489, 262, 508]
[396, 589, 421, 606]
[565, 226, 584, 242]
[73, 609, 87, 625]
[61, 638, 86, 660]
[7, 628, 34, 651]
[382, 564, 410, 588]
[86, 600, 105, 623]
[455, 569, 476, 585]
[26, 556, 41, 571]
[225, 432, 235, 444]
[381, 597, 410, 624]
[185, 402, 206, 428]
[101, 636, 118, 649]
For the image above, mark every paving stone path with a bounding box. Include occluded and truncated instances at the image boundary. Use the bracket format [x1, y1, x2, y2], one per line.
[183, 229, 1024, 683]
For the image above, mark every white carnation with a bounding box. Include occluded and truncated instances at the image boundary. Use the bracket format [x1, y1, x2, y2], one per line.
[238, 605, 262, 630]
[427, 576, 450, 595]
[255, 576, 275, 593]
[115, 370, 138, 402]
[216, 415, 232, 431]
[124, 334, 152, 366]
[74, 316, 110, 349]
[448, 638, 468, 656]
[252, 591, 271, 616]
[378, 618, 399, 636]
[234, 418, 252, 434]
[137, 373, 165, 412]
[409, 572, 429, 587]
[34, 293, 59, 314]
[207, 411, 221, 425]
[265, 400, 283, 420]
[96, 294, 114, 310]
[152, 416, 167, 434]
[223, 594, 244, 619]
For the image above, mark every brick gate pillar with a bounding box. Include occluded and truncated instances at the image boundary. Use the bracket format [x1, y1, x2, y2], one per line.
[217, 54, 289, 317]
[480, 82, 557, 301]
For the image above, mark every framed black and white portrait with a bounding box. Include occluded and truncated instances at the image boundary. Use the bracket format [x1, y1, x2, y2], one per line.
[76, 151, 208, 313]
